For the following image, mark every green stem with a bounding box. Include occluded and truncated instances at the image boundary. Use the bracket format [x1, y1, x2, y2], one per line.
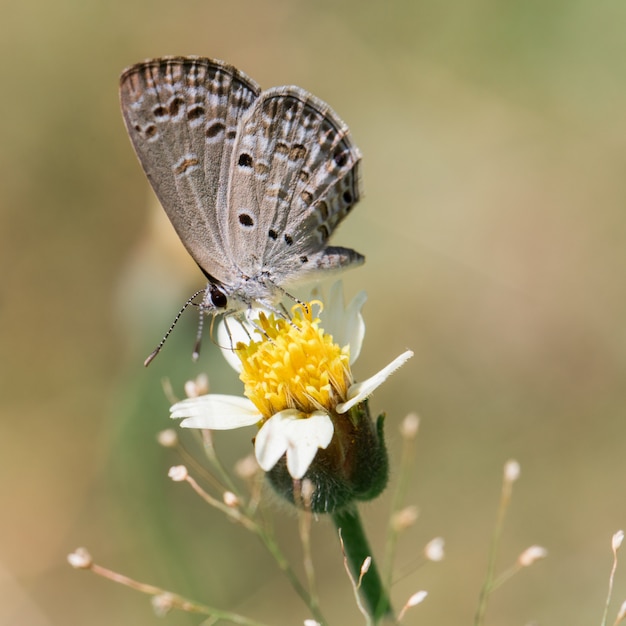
[332, 506, 393, 623]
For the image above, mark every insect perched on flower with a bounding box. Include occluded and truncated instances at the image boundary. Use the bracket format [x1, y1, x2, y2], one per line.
[171, 283, 413, 513]
[120, 57, 364, 364]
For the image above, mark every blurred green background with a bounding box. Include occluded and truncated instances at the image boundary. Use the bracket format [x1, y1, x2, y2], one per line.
[3, 0, 626, 624]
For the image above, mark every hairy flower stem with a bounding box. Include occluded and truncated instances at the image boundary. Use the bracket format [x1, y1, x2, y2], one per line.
[332, 506, 393, 622]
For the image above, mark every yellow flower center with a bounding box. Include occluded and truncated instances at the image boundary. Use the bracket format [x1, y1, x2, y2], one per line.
[236, 303, 351, 418]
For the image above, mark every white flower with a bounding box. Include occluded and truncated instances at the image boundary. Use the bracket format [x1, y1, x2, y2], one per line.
[170, 282, 413, 480]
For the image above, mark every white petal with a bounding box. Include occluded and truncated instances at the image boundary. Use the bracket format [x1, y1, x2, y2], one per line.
[254, 410, 334, 479]
[337, 350, 414, 413]
[254, 410, 294, 471]
[170, 394, 261, 429]
[343, 291, 367, 364]
[284, 412, 334, 479]
[216, 317, 258, 373]
[318, 281, 367, 364]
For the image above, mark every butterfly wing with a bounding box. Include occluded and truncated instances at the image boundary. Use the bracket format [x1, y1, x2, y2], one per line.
[120, 56, 261, 283]
[225, 86, 363, 283]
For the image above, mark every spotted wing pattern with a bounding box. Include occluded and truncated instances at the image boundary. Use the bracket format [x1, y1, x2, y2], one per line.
[225, 86, 363, 283]
[120, 56, 260, 283]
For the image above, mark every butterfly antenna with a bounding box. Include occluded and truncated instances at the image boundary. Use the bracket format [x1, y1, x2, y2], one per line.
[144, 289, 205, 367]
[192, 305, 206, 362]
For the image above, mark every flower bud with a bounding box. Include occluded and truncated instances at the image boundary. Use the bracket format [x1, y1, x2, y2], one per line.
[517, 545, 547, 567]
[223, 491, 239, 508]
[67, 547, 92, 569]
[168, 465, 188, 481]
[424, 537, 445, 562]
[157, 429, 178, 447]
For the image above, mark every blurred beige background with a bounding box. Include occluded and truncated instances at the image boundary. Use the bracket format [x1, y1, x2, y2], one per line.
[2, 1, 626, 624]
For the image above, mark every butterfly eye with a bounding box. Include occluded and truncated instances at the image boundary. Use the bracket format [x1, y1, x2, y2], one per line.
[209, 284, 228, 309]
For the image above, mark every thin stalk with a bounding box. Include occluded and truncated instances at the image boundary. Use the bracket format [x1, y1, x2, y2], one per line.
[474, 461, 519, 626]
[382, 415, 419, 592]
[86, 559, 269, 625]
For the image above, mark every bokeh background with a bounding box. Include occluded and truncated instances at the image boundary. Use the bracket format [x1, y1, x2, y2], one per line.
[3, 1, 626, 624]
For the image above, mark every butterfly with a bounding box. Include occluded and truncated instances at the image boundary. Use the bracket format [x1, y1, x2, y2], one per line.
[119, 56, 363, 363]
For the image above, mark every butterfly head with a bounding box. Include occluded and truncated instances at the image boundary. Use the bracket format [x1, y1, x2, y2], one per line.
[200, 280, 258, 317]
[204, 282, 229, 311]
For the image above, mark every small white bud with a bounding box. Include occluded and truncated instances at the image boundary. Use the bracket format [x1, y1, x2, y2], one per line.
[157, 429, 178, 447]
[184, 373, 209, 398]
[168, 465, 188, 482]
[518, 545, 548, 567]
[612, 530, 624, 552]
[424, 537, 445, 562]
[360, 556, 372, 576]
[397, 589, 428, 621]
[400, 413, 420, 440]
[151, 593, 174, 616]
[223, 491, 239, 508]
[303, 620, 321, 626]
[67, 547, 92, 569]
[184, 381, 197, 398]
[504, 459, 520, 483]
[406, 590, 428, 607]
[391, 505, 419, 532]
[616, 599, 626, 621]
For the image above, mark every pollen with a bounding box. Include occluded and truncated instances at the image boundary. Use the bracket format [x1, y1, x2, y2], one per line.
[236, 304, 351, 418]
